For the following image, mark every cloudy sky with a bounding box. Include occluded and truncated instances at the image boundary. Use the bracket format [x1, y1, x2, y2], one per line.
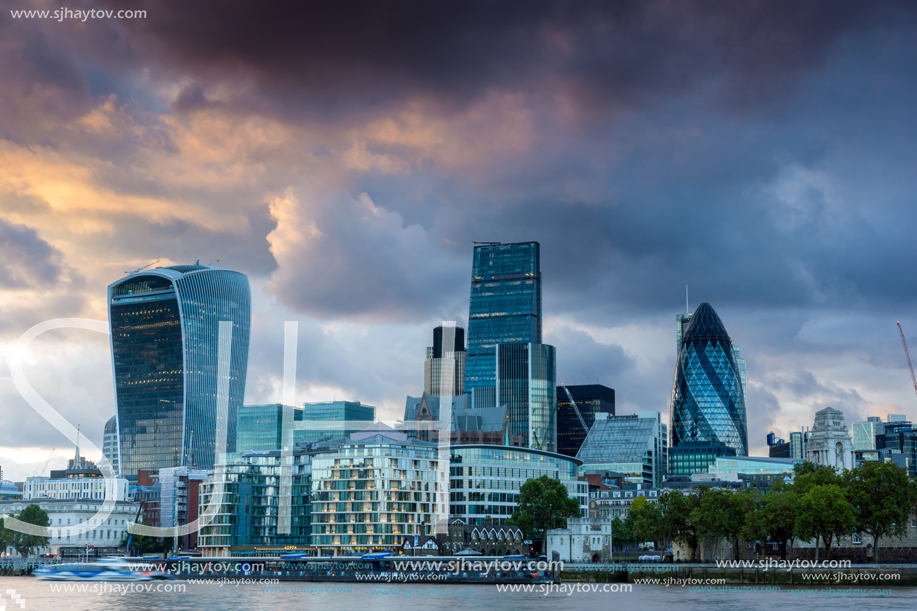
[2, 0, 917, 481]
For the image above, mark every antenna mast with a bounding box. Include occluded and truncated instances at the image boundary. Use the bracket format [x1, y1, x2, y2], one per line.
[686, 285, 689, 314]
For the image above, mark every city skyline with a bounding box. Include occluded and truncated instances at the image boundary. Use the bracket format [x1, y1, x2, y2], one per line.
[5, 1, 917, 484]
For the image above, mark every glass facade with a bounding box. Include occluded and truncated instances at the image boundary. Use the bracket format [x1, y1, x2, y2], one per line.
[708, 456, 803, 476]
[109, 265, 251, 477]
[496, 342, 556, 452]
[449, 445, 587, 525]
[852, 419, 882, 450]
[298, 401, 376, 444]
[465, 242, 541, 392]
[198, 449, 316, 554]
[669, 302, 748, 457]
[102, 416, 119, 475]
[576, 412, 667, 487]
[668, 440, 736, 477]
[237, 404, 308, 453]
[310, 436, 442, 553]
[556, 384, 615, 457]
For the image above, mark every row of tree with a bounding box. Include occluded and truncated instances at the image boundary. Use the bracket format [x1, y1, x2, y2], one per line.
[615, 461, 917, 562]
[0, 505, 51, 558]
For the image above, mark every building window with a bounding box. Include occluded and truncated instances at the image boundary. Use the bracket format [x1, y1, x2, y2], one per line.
[852, 533, 861, 544]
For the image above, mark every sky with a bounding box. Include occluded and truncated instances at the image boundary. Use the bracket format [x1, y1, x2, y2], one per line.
[2, 0, 917, 481]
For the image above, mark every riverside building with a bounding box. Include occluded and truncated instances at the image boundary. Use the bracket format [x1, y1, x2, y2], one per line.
[448, 445, 588, 525]
[309, 430, 445, 555]
[108, 262, 252, 476]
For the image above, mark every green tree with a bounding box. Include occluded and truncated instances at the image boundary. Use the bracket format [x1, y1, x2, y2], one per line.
[793, 463, 842, 493]
[506, 475, 580, 546]
[629, 496, 663, 547]
[657, 490, 696, 558]
[611, 515, 636, 550]
[795, 484, 855, 562]
[746, 487, 798, 560]
[845, 461, 917, 562]
[118, 527, 172, 555]
[690, 487, 757, 560]
[2, 504, 51, 558]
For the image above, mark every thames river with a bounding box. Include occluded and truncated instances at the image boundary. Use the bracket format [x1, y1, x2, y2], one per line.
[2, 577, 916, 611]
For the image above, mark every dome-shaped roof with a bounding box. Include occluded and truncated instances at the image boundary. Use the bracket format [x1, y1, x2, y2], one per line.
[683, 302, 731, 341]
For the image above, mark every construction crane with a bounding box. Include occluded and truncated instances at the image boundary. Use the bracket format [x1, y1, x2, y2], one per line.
[38, 447, 56, 477]
[561, 384, 589, 432]
[124, 259, 160, 275]
[898, 321, 917, 402]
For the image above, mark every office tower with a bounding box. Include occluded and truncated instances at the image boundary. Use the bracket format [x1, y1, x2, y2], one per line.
[496, 342, 556, 452]
[676, 313, 692, 355]
[669, 302, 748, 457]
[789, 431, 805, 459]
[667, 439, 736, 477]
[236, 404, 305, 453]
[298, 401, 376, 444]
[555, 384, 615, 457]
[103, 416, 119, 475]
[465, 242, 541, 394]
[108, 263, 251, 477]
[424, 322, 466, 396]
[577, 412, 667, 488]
[852, 417, 883, 451]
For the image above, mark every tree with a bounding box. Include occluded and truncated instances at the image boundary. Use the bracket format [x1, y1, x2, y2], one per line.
[795, 484, 855, 562]
[658, 490, 695, 558]
[506, 476, 580, 547]
[2, 504, 51, 558]
[793, 463, 842, 493]
[746, 487, 798, 560]
[119, 527, 172, 555]
[629, 496, 663, 547]
[690, 487, 757, 560]
[845, 461, 917, 562]
[611, 515, 635, 550]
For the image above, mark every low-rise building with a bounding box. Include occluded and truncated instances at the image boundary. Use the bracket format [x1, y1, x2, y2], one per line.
[546, 515, 612, 563]
[0, 498, 140, 556]
[437, 518, 526, 556]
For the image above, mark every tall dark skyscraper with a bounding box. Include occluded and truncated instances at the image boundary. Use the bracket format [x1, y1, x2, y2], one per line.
[669, 302, 748, 457]
[108, 263, 251, 477]
[465, 242, 542, 393]
[555, 384, 615, 457]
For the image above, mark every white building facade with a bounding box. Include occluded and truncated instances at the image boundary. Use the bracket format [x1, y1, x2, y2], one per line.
[24, 476, 129, 501]
[0, 499, 140, 556]
[546, 515, 613, 563]
[806, 407, 855, 471]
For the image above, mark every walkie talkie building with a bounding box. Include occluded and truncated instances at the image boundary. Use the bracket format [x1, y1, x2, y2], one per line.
[108, 264, 251, 477]
[669, 302, 748, 457]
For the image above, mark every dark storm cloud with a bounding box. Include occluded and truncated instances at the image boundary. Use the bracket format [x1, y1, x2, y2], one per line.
[0, 218, 65, 289]
[97, 0, 912, 120]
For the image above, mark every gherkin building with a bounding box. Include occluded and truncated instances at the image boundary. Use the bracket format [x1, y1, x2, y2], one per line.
[669, 302, 748, 456]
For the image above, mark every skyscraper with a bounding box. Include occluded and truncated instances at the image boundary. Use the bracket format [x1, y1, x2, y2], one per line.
[424, 322, 466, 396]
[555, 384, 615, 457]
[669, 302, 748, 457]
[108, 263, 251, 477]
[496, 342, 556, 452]
[465, 242, 541, 394]
[102, 416, 119, 475]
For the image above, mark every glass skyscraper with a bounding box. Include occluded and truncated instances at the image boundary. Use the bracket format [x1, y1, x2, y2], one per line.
[108, 263, 251, 477]
[669, 302, 748, 457]
[496, 342, 556, 452]
[236, 404, 305, 453]
[576, 412, 667, 488]
[465, 242, 541, 392]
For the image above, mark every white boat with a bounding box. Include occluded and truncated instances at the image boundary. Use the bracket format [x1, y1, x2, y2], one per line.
[33, 557, 173, 581]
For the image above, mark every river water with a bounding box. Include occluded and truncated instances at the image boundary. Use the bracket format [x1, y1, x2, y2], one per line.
[1, 577, 915, 610]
